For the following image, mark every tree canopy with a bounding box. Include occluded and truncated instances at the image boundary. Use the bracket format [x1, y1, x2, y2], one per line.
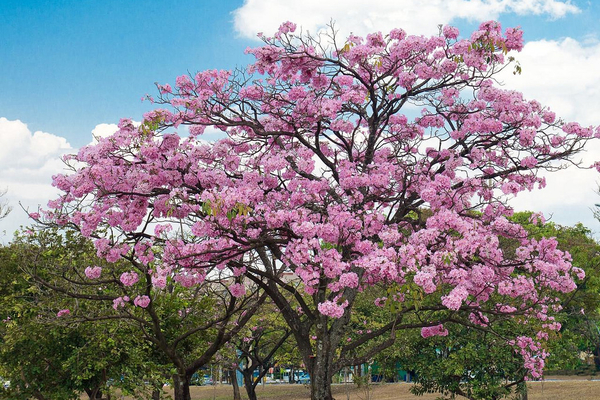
[38, 21, 598, 400]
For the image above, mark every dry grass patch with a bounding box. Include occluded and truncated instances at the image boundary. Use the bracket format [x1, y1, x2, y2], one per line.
[188, 383, 440, 400]
[183, 377, 600, 400]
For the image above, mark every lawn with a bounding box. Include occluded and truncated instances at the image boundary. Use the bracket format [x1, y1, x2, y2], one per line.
[160, 376, 600, 400]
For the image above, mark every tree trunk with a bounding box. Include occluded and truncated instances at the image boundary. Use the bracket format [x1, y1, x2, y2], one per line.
[520, 386, 528, 400]
[518, 389, 528, 400]
[231, 369, 242, 400]
[593, 342, 600, 371]
[308, 339, 336, 400]
[243, 370, 258, 400]
[152, 387, 161, 400]
[516, 381, 528, 400]
[85, 388, 102, 399]
[310, 371, 334, 400]
[32, 392, 49, 400]
[172, 373, 192, 400]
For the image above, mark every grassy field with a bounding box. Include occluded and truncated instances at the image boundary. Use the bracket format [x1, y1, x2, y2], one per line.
[158, 376, 600, 400]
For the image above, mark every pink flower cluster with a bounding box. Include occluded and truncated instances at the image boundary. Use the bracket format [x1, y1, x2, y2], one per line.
[113, 296, 130, 309]
[317, 300, 349, 319]
[84, 266, 102, 280]
[421, 324, 449, 338]
[120, 271, 139, 287]
[133, 295, 151, 308]
[229, 283, 246, 298]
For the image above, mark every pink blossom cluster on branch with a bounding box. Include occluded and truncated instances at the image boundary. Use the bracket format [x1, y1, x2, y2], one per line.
[133, 295, 151, 308]
[421, 324, 449, 338]
[84, 266, 102, 279]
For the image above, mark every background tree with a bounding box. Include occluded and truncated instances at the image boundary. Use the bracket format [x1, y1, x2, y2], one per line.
[43, 20, 598, 400]
[14, 227, 265, 400]
[0, 238, 147, 400]
[397, 322, 531, 400]
[233, 300, 292, 400]
[384, 214, 600, 400]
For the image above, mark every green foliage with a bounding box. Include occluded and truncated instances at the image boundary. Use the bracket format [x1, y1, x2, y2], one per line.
[368, 213, 600, 400]
[399, 324, 528, 400]
[0, 231, 169, 399]
[510, 212, 600, 372]
[0, 226, 261, 400]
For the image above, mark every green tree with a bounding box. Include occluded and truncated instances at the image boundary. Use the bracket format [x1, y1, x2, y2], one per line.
[0, 240, 150, 400]
[384, 213, 600, 400]
[15, 226, 265, 400]
[510, 213, 600, 373]
[233, 301, 292, 400]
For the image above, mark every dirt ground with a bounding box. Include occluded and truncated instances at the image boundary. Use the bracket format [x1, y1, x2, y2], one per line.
[168, 376, 600, 400]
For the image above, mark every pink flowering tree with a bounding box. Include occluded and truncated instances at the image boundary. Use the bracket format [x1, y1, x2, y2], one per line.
[45, 21, 597, 400]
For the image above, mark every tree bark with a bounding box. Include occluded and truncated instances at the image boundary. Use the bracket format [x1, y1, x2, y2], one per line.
[310, 371, 334, 400]
[593, 342, 600, 371]
[172, 373, 192, 400]
[308, 336, 336, 400]
[231, 369, 242, 400]
[243, 370, 259, 400]
[85, 387, 103, 399]
[520, 387, 528, 400]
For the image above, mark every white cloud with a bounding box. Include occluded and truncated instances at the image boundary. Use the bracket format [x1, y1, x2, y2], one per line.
[0, 118, 71, 169]
[0, 118, 74, 239]
[500, 38, 600, 126]
[497, 38, 600, 231]
[232, 0, 580, 40]
[91, 123, 119, 144]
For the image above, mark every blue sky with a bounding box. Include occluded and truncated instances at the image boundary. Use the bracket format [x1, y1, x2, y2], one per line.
[2, 0, 600, 238]
[1, 0, 252, 147]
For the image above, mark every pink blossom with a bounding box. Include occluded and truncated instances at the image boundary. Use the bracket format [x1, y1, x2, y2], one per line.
[317, 300, 348, 318]
[520, 156, 538, 168]
[442, 25, 459, 40]
[133, 295, 151, 308]
[441, 286, 469, 311]
[278, 21, 296, 35]
[389, 28, 406, 40]
[374, 297, 387, 307]
[158, 83, 172, 94]
[57, 309, 70, 317]
[572, 267, 585, 280]
[152, 275, 167, 288]
[421, 324, 449, 338]
[120, 271, 139, 286]
[229, 283, 246, 298]
[113, 296, 129, 309]
[84, 266, 102, 280]
[504, 27, 523, 51]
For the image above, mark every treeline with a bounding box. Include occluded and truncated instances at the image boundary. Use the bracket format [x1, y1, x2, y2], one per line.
[0, 211, 599, 400]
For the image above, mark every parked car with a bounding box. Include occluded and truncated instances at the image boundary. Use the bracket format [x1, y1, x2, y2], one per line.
[296, 373, 310, 384]
[190, 373, 213, 386]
